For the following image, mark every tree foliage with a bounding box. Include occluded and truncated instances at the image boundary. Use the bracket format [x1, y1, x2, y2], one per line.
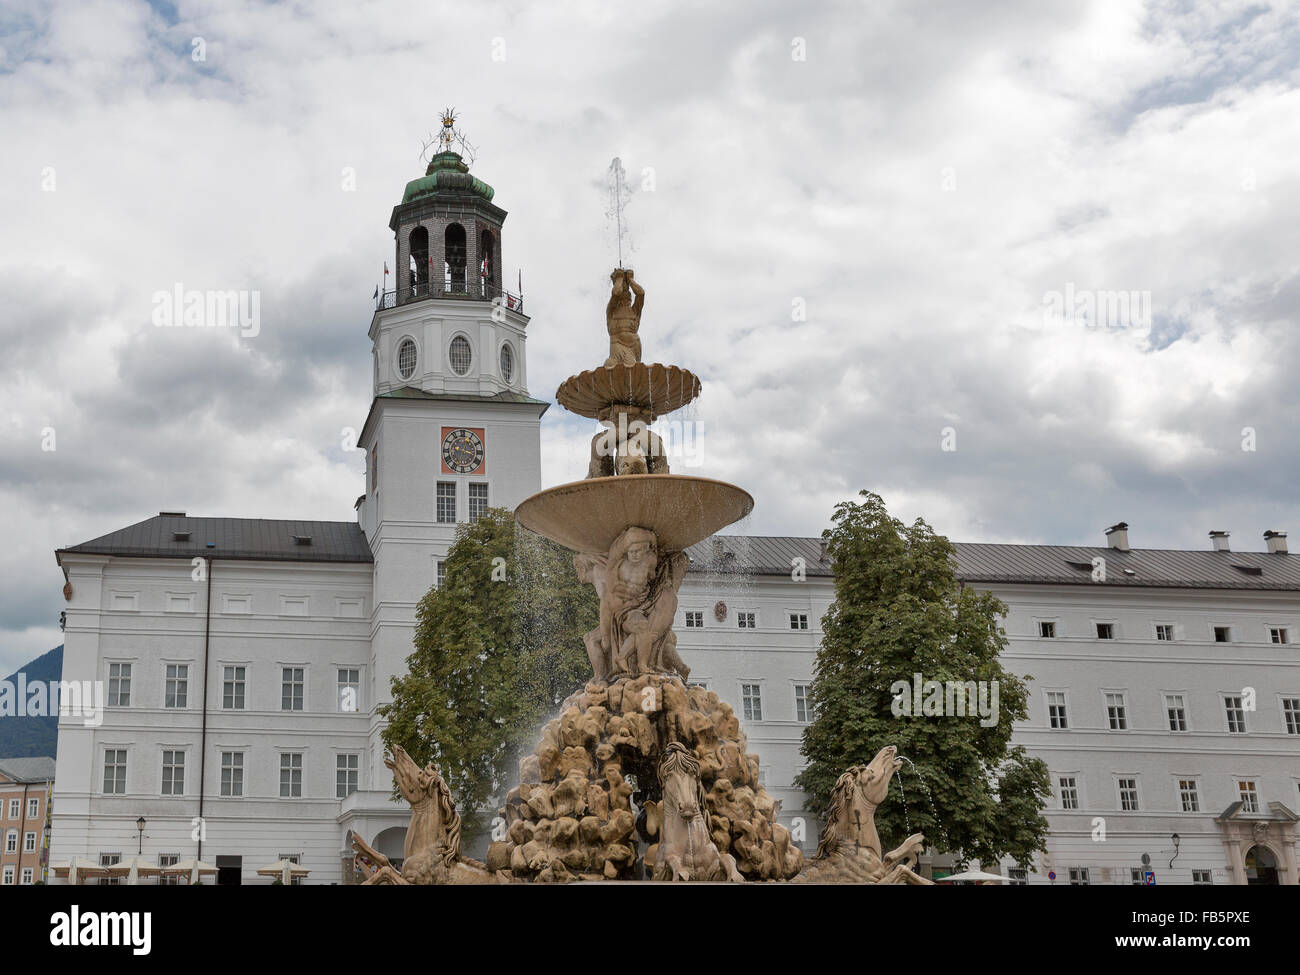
[378, 508, 596, 833]
[795, 491, 1050, 868]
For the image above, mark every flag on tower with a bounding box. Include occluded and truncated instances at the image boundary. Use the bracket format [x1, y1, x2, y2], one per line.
[373, 285, 378, 300]
[383, 262, 389, 276]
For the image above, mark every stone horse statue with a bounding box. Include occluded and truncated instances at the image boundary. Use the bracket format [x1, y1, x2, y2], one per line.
[651, 742, 744, 882]
[352, 745, 506, 884]
[793, 744, 933, 884]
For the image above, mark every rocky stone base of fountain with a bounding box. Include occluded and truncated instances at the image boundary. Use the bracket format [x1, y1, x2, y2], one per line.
[486, 672, 804, 882]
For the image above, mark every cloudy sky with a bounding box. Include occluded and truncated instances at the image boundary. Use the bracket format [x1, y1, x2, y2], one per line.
[2, 0, 1298, 672]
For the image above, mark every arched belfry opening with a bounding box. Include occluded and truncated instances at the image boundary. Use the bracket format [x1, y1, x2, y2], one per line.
[444, 223, 467, 293]
[408, 226, 429, 296]
[479, 228, 497, 297]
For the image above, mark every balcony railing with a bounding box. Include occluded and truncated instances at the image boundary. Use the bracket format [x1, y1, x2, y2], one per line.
[377, 277, 524, 313]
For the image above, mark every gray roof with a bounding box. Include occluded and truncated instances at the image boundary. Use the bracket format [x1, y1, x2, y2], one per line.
[0, 756, 57, 783]
[685, 536, 833, 577]
[689, 535, 1300, 591]
[58, 514, 373, 564]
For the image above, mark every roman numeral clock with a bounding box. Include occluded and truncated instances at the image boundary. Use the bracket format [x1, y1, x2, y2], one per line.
[441, 427, 485, 474]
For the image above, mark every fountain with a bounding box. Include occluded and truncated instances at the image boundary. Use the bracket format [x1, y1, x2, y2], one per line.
[354, 268, 932, 884]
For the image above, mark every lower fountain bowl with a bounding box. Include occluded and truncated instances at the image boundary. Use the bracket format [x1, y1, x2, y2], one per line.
[515, 474, 754, 554]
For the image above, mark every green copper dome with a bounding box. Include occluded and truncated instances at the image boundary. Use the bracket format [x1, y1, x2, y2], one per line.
[401, 151, 495, 204]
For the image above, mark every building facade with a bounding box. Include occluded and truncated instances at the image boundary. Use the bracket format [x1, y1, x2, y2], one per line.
[0, 757, 55, 886]
[48, 149, 1298, 885]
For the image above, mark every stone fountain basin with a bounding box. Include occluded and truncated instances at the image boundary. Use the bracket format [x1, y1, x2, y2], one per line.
[515, 474, 753, 554]
[556, 363, 700, 421]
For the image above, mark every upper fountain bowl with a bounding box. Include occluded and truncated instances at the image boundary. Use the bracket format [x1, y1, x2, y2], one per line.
[556, 362, 700, 421]
[515, 474, 753, 554]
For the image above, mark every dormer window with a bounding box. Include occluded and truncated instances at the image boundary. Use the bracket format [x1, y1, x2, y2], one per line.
[449, 335, 473, 376]
[396, 338, 417, 381]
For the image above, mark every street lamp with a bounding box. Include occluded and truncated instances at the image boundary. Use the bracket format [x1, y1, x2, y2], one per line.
[136, 817, 146, 855]
[1169, 832, 1181, 869]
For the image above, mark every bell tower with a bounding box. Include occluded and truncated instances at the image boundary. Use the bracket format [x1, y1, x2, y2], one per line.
[352, 114, 546, 813]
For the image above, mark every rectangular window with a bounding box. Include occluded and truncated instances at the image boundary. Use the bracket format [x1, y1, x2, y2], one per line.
[1178, 779, 1199, 812]
[338, 668, 361, 713]
[108, 662, 132, 707]
[337, 754, 359, 799]
[1192, 869, 1213, 884]
[1213, 626, 1231, 643]
[1224, 696, 1247, 733]
[20, 867, 32, 885]
[1047, 692, 1068, 729]
[223, 666, 246, 710]
[737, 612, 756, 629]
[161, 750, 185, 796]
[1007, 868, 1028, 885]
[26, 797, 38, 818]
[794, 684, 813, 723]
[6, 798, 17, 818]
[1238, 780, 1259, 813]
[1, 866, 12, 885]
[1105, 692, 1128, 730]
[1117, 777, 1140, 811]
[220, 752, 244, 797]
[103, 749, 127, 794]
[1069, 866, 1090, 885]
[436, 560, 446, 588]
[1130, 867, 1144, 885]
[789, 613, 808, 630]
[98, 853, 121, 886]
[468, 482, 489, 522]
[1271, 627, 1289, 644]
[281, 667, 305, 711]
[158, 853, 180, 885]
[436, 482, 457, 523]
[4, 830, 15, 853]
[1283, 698, 1300, 735]
[23, 831, 35, 853]
[1095, 623, 1115, 640]
[1038, 621, 1056, 638]
[280, 753, 303, 798]
[741, 683, 763, 722]
[164, 664, 188, 709]
[684, 611, 703, 628]
[1155, 624, 1174, 641]
[1166, 694, 1188, 732]
[1058, 776, 1079, 809]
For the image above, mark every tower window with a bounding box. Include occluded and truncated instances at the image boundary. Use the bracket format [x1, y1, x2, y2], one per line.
[397, 338, 417, 381]
[500, 343, 514, 384]
[449, 335, 473, 376]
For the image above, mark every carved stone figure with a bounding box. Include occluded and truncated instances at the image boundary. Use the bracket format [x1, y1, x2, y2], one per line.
[652, 743, 744, 882]
[605, 268, 644, 367]
[352, 745, 507, 884]
[574, 527, 689, 681]
[793, 744, 933, 884]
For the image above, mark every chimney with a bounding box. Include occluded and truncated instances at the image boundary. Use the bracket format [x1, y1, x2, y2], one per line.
[1105, 522, 1129, 551]
[818, 539, 829, 562]
[1264, 530, 1288, 555]
[1209, 530, 1230, 552]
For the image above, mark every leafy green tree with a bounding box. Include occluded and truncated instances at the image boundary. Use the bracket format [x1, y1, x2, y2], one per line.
[795, 491, 1050, 868]
[378, 508, 596, 833]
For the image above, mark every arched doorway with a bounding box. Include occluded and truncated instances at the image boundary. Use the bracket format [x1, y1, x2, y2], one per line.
[374, 826, 407, 870]
[1244, 845, 1279, 885]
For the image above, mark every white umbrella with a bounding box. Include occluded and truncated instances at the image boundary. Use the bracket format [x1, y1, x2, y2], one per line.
[161, 857, 217, 885]
[255, 858, 310, 885]
[53, 856, 107, 885]
[937, 869, 1013, 883]
[106, 855, 160, 885]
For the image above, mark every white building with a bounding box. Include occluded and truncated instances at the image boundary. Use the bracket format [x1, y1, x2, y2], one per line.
[50, 150, 1299, 885]
[678, 527, 1300, 885]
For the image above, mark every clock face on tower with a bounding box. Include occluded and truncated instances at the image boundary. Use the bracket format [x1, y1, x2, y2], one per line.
[441, 427, 485, 475]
